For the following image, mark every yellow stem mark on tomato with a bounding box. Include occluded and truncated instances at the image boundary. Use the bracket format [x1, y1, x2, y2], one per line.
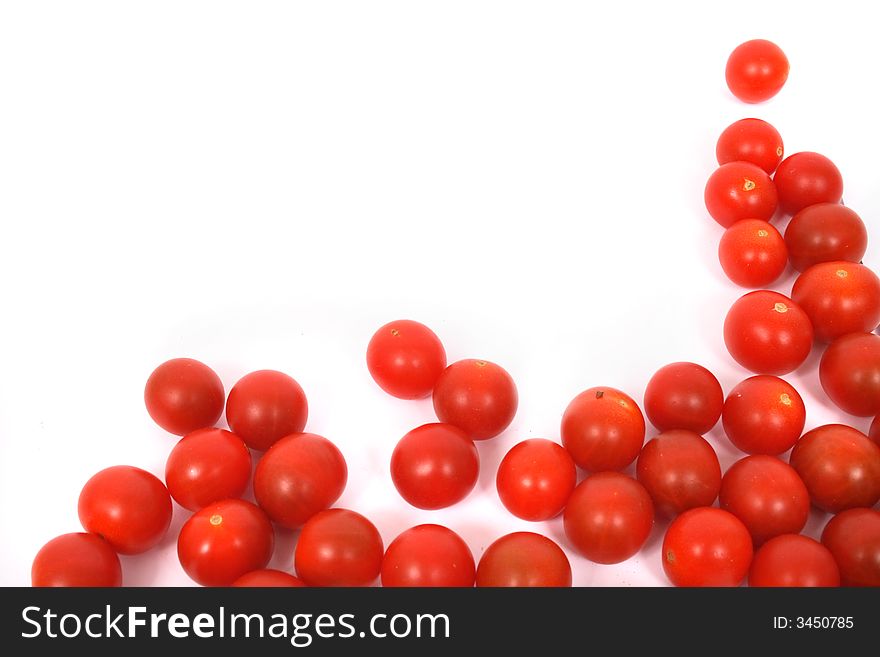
[209, 514, 223, 526]
[757, 229, 768, 237]
[774, 302, 788, 313]
[390, 328, 400, 337]
[780, 393, 792, 406]
[836, 269, 848, 279]
[776, 146, 783, 156]
[743, 178, 756, 191]
[666, 550, 676, 563]
[474, 360, 488, 367]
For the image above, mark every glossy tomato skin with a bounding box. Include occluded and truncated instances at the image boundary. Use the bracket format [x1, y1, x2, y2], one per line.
[749, 534, 840, 587]
[432, 359, 517, 440]
[225, 370, 308, 451]
[563, 472, 654, 565]
[723, 290, 813, 375]
[178, 499, 274, 587]
[561, 387, 645, 472]
[643, 362, 723, 434]
[871, 416, 880, 447]
[774, 152, 843, 215]
[144, 358, 225, 435]
[294, 509, 384, 587]
[475, 532, 571, 587]
[722, 375, 805, 455]
[662, 507, 753, 587]
[821, 508, 880, 586]
[718, 220, 788, 288]
[819, 333, 880, 416]
[725, 39, 789, 103]
[381, 524, 475, 587]
[232, 570, 306, 587]
[78, 466, 173, 555]
[254, 433, 347, 528]
[32, 533, 122, 587]
[716, 118, 784, 173]
[784, 203, 867, 272]
[366, 319, 447, 399]
[164, 428, 252, 511]
[636, 430, 722, 517]
[496, 439, 576, 521]
[789, 424, 880, 512]
[719, 455, 810, 545]
[704, 161, 778, 228]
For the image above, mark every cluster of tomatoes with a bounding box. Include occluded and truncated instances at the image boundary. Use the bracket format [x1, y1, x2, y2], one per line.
[31, 39, 880, 589]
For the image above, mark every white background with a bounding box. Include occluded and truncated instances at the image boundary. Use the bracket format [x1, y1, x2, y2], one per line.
[1, 0, 878, 587]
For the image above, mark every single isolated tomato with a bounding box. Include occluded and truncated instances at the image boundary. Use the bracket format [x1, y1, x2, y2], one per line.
[381, 524, 475, 588]
[144, 358, 225, 435]
[366, 319, 447, 399]
[774, 152, 843, 215]
[784, 203, 868, 272]
[294, 509, 384, 587]
[704, 161, 778, 227]
[819, 332, 880, 416]
[496, 438, 576, 521]
[749, 534, 840, 587]
[432, 359, 518, 440]
[723, 290, 813, 375]
[722, 375, 806, 455]
[78, 465, 172, 555]
[643, 362, 724, 434]
[254, 433, 347, 528]
[225, 369, 308, 451]
[32, 533, 122, 587]
[561, 387, 645, 472]
[725, 39, 789, 103]
[821, 508, 880, 586]
[718, 220, 788, 288]
[232, 570, 306, 587]
[716, 118, 784, 173]
[475, 532, 571, 588]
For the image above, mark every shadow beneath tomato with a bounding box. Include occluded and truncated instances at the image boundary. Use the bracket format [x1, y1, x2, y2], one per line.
[120, 503, 191, 586]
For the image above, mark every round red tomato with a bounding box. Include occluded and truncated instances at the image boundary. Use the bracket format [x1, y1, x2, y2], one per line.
[232, 570, 305, 587]
[821, 507, 880, 586]
[381, 524, 475, 587]
[723, 290, 813, 375]
[294, 508, 384, 587]
[254, 432, 347, 528]
[225, 370, 308, 451]
[719, 455, 810, 545]
[704, 161, 778, 227]
[432, 359, 517, 440]
[475, 532, 571, 587]
[636, 430, 722, 517]
[819, 332, 880, 416]
[390, 423, 479, 509]
[78, 465, 172, 555]
[716, 118, 784, 173]
[722, 375, 805, 455]
[164, 428, 252, 511]
[496, 438, 576, 521]
[718, 220, 788, 288]
[144, 358, 224, 436]
[561, 387, 645, 472]
[725, 39, 789, 103]
[784, 203, 867, 272]
[178, 499, 274, 587]
[774, 152, 843, 215]
[366, 319, 447, 399]
[563, 472, 654, 565]
[789, 424, 880, 512]
[643, 362, 724, 434]
[749, 534, 839, 587]
[662, 507, 753, 587]
[32, 533, 122, 587]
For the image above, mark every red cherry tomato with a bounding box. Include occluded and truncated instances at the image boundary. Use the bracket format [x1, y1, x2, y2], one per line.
[232, 570, 305, 587]
[716, 118, 784, 173]
[722, 375, 805, 455]
[719, 455, 810, 545]
[819, 332, 880, 416]
[563, 472, 654, 565]
[723, 290, 813, 375]
[254, 433, 347, 528]
[177, 499, 274, 587]
[164, 428, 252, 511]
[144, 358, 224, 436]
[390, 423, 479, 510]
[366, 319, 447, 400]
[749, 534, 840, 587]
[662, 507, 753, 587]
[636, 430, 722, 518]
[78, 465, 172, 555]
[381, 524, 475, 587]
[643, 362, 724, 434]
[475, 532, 571, 587]
[225, 370, 308, 451]
[789, 424, 880, 512]
[784, 203, 867, 272]
[725, 39, 789, 103]
[496, 438, 576, 521]
[791, 262, 880, 342]
[718, 220, 788, 288]
[821, 507, 880, 586]
[704, 161, 778, 228]
[32, 533, 122, 587]
[432, 359, 518, 440]
[774, 152, 843, 215]
[294, 509, 384, 587]
[561, 387, 645, 472]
